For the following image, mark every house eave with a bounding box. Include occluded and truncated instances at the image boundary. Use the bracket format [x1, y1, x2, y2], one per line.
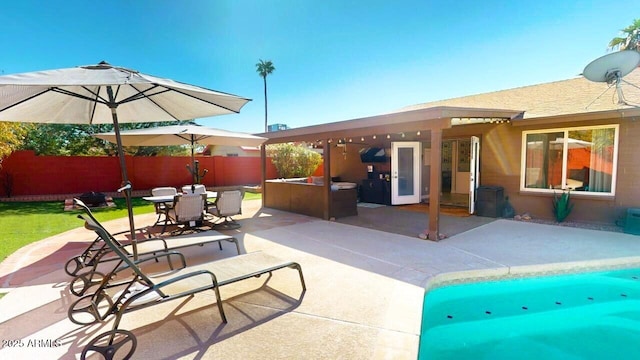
[259, 106, 523, 144]
[510, 107, 640, 127]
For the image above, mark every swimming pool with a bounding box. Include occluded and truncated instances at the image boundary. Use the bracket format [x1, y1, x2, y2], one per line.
[418, 263, 640, 359]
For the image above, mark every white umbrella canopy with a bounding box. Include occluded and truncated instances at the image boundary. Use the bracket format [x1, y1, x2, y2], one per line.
[0, 61, 251, 257]
[94, 124, 267, 183]
[94, 124, 266, 147]
[0, 61, 250, 124]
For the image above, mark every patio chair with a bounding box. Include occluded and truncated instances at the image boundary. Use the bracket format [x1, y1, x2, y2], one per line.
[150, 187, 178, 227]
[208, 190, 243, 229]
[164, 192, 207, 234]
[71, 212, 305, 360]
[182, 184, 206, 194]
[65, 199, 241, 297]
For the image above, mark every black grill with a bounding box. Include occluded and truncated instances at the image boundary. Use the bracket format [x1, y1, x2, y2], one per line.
[78, 192, 107, 207]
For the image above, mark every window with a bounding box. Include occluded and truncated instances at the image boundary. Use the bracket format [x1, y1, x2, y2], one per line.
[521, 125, 618, 195]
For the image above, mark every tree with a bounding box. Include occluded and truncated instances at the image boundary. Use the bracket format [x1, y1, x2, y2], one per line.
[609, 18, 640, 51]
[19, 121, 192, 156]
[266, 143, 322, 178]
[255, 59, 275, 132]
[20, 124, 106, 156]
[0, 122, 28, 168]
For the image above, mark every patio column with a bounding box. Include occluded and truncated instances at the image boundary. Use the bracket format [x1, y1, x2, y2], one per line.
[322, 140, 331, 220]
[260, 144, 267, 208]
[427, 128, 442, 240]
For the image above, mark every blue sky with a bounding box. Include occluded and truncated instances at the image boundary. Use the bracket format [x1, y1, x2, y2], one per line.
[1, 1, 637, 134]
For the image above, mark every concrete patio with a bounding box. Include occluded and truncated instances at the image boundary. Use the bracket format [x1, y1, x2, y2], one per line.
[1, 199, 639, 359]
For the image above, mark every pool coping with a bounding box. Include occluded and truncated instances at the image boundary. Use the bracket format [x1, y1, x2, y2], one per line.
[425, 256, 640, 293]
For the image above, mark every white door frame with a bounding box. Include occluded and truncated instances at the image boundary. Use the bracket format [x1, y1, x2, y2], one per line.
[391, 141, 421, 205]
[469, 136, 480, 214]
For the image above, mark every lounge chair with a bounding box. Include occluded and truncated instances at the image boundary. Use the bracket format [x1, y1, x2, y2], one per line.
[66, 199, 241, 296]
[71, 211, 305, 360]
[208, 190, 243, 229]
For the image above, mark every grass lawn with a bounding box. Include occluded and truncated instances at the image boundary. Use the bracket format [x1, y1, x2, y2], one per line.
[0, 198, 155, 262]
[0, 192, 262, 262]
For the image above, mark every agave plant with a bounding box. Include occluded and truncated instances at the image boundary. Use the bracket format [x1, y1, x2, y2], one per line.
[552, 190, 574, 222]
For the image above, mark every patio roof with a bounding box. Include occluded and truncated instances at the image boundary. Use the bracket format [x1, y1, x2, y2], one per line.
[258, 106, 523, 144]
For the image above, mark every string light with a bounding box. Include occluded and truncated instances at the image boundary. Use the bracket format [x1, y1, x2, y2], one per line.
[417, 131, 421, 136]
[372, 135, 377, 139]
[386, 134, 391, 139]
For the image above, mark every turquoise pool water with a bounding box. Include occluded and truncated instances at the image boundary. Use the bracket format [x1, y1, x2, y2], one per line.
[418, 268, 640, 359]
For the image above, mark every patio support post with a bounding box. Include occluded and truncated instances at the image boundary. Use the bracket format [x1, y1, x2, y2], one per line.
[322, 139, 331, 220]
[260, 144, 267, 208]
[427, 128, 442, 240]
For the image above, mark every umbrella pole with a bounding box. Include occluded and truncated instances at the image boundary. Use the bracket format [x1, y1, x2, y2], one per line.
[107, 88, 138, 260]
[191, 143, 197, 184]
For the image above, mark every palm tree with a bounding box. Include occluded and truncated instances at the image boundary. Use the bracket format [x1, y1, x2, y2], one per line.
[609, 18, 640, 51]
[256, 59, 275, 132]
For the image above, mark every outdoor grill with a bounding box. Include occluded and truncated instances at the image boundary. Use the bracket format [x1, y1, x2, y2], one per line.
[78, 192, 107, 207]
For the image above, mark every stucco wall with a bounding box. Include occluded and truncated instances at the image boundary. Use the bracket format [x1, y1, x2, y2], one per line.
[446, 118, 638, 224]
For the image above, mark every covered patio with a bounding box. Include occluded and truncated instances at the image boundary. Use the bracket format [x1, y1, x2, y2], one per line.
[258, 106, 523, 240]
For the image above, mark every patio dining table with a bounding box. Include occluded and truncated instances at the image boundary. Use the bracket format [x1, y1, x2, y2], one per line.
[143, 191, 218, 227]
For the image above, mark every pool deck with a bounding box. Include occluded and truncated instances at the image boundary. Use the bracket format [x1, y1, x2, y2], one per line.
[1, 200, 640, 359]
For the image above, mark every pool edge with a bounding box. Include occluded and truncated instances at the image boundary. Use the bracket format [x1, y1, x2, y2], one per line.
[425, 256, 640, 293]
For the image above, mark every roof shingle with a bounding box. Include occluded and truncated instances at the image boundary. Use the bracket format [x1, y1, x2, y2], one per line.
[401, 67, 640, 119]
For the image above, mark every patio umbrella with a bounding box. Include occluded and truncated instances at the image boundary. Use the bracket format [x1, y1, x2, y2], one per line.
[0, 61, 251, 258]
[93, 124, 266, 183]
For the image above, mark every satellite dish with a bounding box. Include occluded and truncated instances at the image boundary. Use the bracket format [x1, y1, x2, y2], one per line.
[583, 50, 640, 83]
[583, 50, 640, 107]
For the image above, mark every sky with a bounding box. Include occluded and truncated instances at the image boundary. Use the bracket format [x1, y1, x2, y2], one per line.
[0, 1, 637, 134]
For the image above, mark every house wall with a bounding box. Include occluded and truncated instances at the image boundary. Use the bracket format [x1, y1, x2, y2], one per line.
[329, 142, 391, 183]
[206, 145, 260, 157]
[443, 117, 639, 224]
[330, 144, 366, 182]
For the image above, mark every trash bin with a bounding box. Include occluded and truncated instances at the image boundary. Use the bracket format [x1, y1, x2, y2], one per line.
[476, 186, 505, 218]
[624, 208, 640, 235]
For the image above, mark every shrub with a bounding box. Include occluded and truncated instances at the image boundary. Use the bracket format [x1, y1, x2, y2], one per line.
[266, 143, 322, 178]
[552, 190, 574, 222]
